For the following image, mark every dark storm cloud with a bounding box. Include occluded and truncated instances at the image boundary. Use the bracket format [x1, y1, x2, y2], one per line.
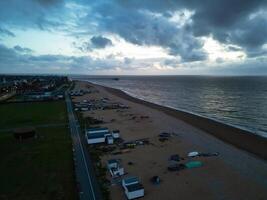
[90, 2, 207, 61]
[14, 45, 33, 53]
[37, 0, 63, 6]
[0, 44, 17, 58]
[88, 0, 267, 58]
[189, 0, 266, 35]
[0, 0, 67, 32]
[72, 36, 113, 52]
[1, 0, 267, 74]
[115, 0, 266, 31]
[1, 0, 266, 54]
[227, 45, 242, 52]
[0, 27, 15, 37]
[0, 44, 122, 74]
[90, 36, 113, 48]
[0, 45, 32, 60]
[223, 14, 267, 57]
[198, 13, 267, 58]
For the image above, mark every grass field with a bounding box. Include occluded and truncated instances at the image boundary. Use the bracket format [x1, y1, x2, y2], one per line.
[0, 101, 67, 129]
[0, 101, 77, 200]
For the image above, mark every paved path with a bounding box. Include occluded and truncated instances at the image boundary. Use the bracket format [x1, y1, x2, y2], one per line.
[65, 92, 102, 200]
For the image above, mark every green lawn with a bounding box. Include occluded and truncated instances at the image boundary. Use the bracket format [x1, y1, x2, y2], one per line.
[0, 101, 77, 200]
[0, 101, 67, 129]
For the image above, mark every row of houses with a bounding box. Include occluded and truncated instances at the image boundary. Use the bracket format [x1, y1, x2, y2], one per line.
[85, 125, 145, 199]
[85, 127, 144, 199]
[0, 75, 68, 100]
[85, 127, 120, 145]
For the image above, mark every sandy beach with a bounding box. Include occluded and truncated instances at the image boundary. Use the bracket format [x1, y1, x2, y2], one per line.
[72, 81, 267, 200]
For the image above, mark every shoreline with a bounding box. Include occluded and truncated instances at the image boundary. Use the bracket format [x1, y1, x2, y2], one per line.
[89, 82, 267, 160]
[74, 80, 267, 200]
[120, 88, 267, 137]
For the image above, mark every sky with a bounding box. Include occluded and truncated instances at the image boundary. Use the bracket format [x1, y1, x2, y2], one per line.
[0, 0, 267, 75]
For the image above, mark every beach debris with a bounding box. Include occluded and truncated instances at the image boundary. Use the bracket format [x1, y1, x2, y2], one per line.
[122, 142, 136, 149]
[150, 176, 161, 185]
[198, 152, 219, 157]
[121, 149, 131, 153]
[188, 151, 199, 157]
[168, 161, 203, 171]
[112, 151, 122, 155]
[85, 116, 104, 125]
[121, 138, 150, 149]
[185, 161, 203, 169]
[168, 163, 186, 171]
[158, 132, 171, 142]
[159, 132, 171, 138]
[99, 146, 116, 153]
[135, 138, 150, 145]
[115, 138, 124, 144]
[169, 154, 181, 162]
[74, 98, 129, 111]
[159, 137, 168, 142]
[136, 140, 143, 145]
[187, 151, 219, 158]
[140, 115, 149, 119]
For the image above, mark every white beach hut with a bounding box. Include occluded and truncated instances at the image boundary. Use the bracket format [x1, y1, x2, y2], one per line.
[107, 159, 124, 177]
[112, 130, 120, 139]
[122, 176, 144, 200]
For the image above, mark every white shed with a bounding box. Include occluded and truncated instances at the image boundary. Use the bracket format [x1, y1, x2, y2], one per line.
[122, 177, 144, 200]
[124, 183, 144, 200]
[106, 135, 114, 144]
[112, 130, 120, 139]
[87, 127, 109, 134]
[85, 127, 120, 145]
[85, 132, 106, 144]
[107, 159, 124, 177]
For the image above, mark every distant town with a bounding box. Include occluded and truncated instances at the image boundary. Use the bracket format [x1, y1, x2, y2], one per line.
[0, 75, 69, 102]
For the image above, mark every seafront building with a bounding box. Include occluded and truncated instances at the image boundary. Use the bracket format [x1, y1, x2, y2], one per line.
[122, 176, 145, 200]
[85, 127, 120, 144]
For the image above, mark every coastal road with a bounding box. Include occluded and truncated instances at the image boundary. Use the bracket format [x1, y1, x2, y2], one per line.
[65, 92, 102, 200]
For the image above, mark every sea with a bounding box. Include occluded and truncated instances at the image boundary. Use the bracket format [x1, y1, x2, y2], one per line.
[73, 75, 267, 138]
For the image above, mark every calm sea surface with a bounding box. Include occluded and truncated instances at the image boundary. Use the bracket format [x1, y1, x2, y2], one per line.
[74, 76, 267, 138]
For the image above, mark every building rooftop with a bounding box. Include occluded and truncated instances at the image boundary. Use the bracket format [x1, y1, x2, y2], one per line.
[123, 176, 139, 185]
[108, 159, 119, 165]
[126, 183, 144, 192]
[87, 127, 109, 132]
[87, 132, 106, 139]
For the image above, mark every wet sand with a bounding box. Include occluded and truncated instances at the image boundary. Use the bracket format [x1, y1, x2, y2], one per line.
[73, 81, 267, 200]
